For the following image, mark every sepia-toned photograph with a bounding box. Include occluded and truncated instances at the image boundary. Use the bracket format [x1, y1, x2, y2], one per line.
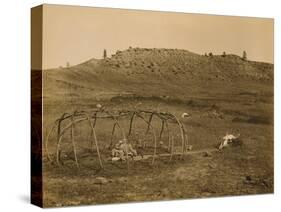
[31, 4, 274, 208]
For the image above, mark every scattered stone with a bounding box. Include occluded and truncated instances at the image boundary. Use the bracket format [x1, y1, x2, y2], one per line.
[111, 157, 120, 161]
[203, 151, 212, 157]
[69, 201, 81, 206]
[243, 175, 258, 185]
[186, 145, 193, 151]
[96, 103, 102, 109]
[181, 112, 191, 118]
[245, 175, 252, 181]
[201, 192, 212, 197]
[93, 177, 109, 185]
[208, 163, 217, 169]
[117, 177, 128, 183]
[161, 188, 170, 197]
[55, 203, 62, 207]
[262, 179, 271, 188]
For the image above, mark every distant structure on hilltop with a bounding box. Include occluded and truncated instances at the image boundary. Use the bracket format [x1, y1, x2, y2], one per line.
[103, 49, 107, 59]
[242, 51, 247, 61]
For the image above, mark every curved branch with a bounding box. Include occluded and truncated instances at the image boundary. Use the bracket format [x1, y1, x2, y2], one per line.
[165, 121, 171, 152]
[55, 114, 101, 167]
[159, 119, 165, 140]
[145, 113, 154, 135]
[128, 112, 135, 136]
[105, 111, 126, 140]
[105, 111, 129, 169]
[45, 122, 57, 162]
[169, 135, 175, 161]
[135, 113, 157, 165]
[109, 122, 117, 149]
[83, 113, 103, 169]
[89, 111, 98, 151]
[56, 113, 69, 165]
[71, 115, 79, 169]
[169, 114, 186, 158]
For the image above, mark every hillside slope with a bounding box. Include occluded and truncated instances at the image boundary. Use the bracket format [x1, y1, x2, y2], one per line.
[43, 48, 273, 104]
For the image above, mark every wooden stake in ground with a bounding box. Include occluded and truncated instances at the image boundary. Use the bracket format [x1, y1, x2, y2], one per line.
[56, 113, 68, 164]
[45, 122, 57, 162]
[71, 115, 79, 169]
[136, 113, 157, 165]
[85, 113, 103, 169]
[128, 112, 135, 136]
[159, 119, 165, 140]
[169, 135, 175, 161]
[171, 114, 186, 159]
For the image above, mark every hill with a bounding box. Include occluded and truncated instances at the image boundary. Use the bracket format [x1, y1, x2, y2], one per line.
[43, 47, 273, 104]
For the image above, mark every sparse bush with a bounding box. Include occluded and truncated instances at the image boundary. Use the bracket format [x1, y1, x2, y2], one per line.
[208, 52, 213, 57]
[222, 51, 226, 57]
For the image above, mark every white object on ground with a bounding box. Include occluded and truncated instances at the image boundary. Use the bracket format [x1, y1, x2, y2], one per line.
[111, 139, 137, 160]
[181, 112, 190, 118]
[219, 133, 240, 150]
[96, 103, 102, 108]
[111, 157, 120, 161]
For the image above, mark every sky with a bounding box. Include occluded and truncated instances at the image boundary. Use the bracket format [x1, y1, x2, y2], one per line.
[41, 4, 274, 69]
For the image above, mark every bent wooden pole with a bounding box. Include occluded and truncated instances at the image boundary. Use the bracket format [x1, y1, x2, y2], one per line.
[105, 112, 129, 170]
[56, 113, 69, 163]
[145, 113, 154, 135]
[71, 115, 79, 169]
[136, 113, 157, 165]
[159, 119, 165, 140]
[183, 125, 189, 149]
[108, 113, 129, 170]
[45, 122, 57, 162]
[84, 113, 103, 169]
[115, 119, 126, 140]
[109, 122, 117, 149]
[170, 114, 185, 159]
[89, 112, 98, 152]
[169, 135, 174, 161]
[165, 121, 171, 152]
[56, 135, 63, 166]
[57, 113, 69, 142]
[55, 116, 98, 167]
[55, 115, 82, 166]
[128, 112, 135, 136]
[105, 111, 126, 140]
[151, 127, 157, 165]
[185, 133, 189, 150]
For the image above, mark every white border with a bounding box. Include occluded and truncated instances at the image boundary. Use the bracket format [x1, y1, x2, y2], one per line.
[0, 0, 279, 211]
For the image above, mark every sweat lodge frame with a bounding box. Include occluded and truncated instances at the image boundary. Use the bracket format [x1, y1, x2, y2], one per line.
[45, 109, 189, 169]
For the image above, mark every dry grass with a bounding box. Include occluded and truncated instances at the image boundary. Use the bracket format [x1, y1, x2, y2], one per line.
[41, 48, 273, 207]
